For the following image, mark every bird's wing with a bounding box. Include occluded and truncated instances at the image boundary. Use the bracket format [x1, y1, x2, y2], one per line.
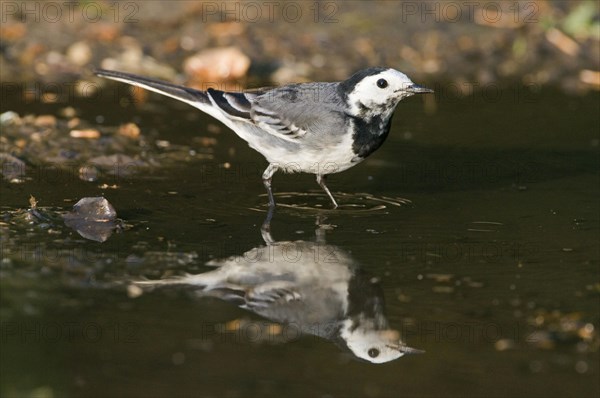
[209, 83, 347, 143]
[205, 87, 311, 142]
[249, 83, 346, 143]
[244, 283, 302, 310]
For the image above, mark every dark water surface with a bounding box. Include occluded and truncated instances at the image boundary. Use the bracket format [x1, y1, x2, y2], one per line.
[1, 86, 598, 397]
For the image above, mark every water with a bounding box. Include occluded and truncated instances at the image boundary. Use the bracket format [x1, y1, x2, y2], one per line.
[1, 85, 598, 397]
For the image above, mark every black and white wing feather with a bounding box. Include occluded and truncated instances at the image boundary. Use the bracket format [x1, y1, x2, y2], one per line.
[206, 87, 309, 142]
[250, 105, 306, 140]
[206, 88, 257, 120]
[249, 83, 346, 143]
[206, 83, 346, 144]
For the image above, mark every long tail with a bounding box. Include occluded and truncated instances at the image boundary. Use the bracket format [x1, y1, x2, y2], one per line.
[134, 273, 212, 287]
[94, 69, 212, 110]
[132, 273, 247, 305]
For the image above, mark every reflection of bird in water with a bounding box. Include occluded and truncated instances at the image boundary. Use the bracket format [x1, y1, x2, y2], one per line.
[135, 223, 422, 363]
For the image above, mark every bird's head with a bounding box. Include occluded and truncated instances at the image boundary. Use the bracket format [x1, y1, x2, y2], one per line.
[340, 322, 424, 364]
[340, 67, 433, 118]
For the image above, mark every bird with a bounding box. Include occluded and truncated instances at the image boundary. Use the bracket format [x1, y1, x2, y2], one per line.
[95, 67, 433, 209]
[134, 222, 423, 363]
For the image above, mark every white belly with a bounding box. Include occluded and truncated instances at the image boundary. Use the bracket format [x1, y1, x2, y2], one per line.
[223, 119, 360, 175]
[263, 133, 359, 175]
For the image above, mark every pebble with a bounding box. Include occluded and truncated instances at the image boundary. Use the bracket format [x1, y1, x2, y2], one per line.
[79, 165, 99, 182]
[118, 123, 141, 139]
[60, 107, 78, 118]
[70, 129, 100, 139]
[66, 41, 92, 66]
[34, 115, 57, 127]
[67, 118, 80, 129]
[432, 286, 454, 294]
[184, 47, 251, 82]
[494, 339, 515, 351]
[0, 111, 21, 126]
[127, 284, 144, 298]
[426, 273, 454, 282]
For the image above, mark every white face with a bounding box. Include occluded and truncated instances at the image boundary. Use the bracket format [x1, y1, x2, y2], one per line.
[348, 69, 419, 115]
[342, 326, 418, 364]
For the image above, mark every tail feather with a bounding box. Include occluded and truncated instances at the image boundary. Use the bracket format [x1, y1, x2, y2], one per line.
[94, 68, 210, 108]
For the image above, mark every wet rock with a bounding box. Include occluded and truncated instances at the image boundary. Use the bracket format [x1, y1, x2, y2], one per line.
[0, 153, 26, 182]
[63, 197, 119, 243]
[68, 197, 117, 221]
[184, 47, 251, 82]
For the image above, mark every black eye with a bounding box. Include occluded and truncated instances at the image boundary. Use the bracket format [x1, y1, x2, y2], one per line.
[368, 348, 380, 358]
[377, 79, 388, 89]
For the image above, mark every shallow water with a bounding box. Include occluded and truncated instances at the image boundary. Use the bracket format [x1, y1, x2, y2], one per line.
[1, 85, 598, 397]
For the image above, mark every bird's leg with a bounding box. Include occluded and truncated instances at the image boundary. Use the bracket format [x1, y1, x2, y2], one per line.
[316, 174, 338, 209]
[261, 204, 275, 240]
[262, 163, 278, 208]
[315, 215, 328, 244]
[260, 219, 275, 245]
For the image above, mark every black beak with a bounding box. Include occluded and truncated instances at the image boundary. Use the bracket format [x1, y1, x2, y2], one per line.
[407, 84, 434, 94]
[387, 344, 426, 355]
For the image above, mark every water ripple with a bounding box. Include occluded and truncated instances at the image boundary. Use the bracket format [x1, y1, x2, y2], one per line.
[251, 191, 412, 214]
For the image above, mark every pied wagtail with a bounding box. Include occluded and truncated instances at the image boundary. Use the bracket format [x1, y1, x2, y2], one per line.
[95, 67, 433, 208]
[135, 222, 423, 363]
